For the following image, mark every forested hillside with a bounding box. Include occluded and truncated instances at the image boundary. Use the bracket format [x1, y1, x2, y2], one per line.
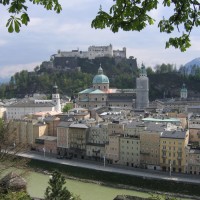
[0, 57, 138, 99]
[1, 57, 200, 100]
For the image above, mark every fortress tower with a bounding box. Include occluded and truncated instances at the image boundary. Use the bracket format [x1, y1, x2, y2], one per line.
[52, 83, 61, 112]
[136, 65, 149, 109]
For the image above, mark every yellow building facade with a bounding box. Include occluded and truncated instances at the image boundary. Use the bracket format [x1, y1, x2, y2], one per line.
[160, 130, 189, 173]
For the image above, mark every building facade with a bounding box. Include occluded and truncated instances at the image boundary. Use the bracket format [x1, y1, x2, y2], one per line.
[185, 148, 200, 175]
[140, 123, 163, 170]
[6, 85, 62, 120]
[78, 66, 138, 109]
[53, 44, 126, 60]
[119, 135, 140, 167]
[68, 123, 89, 159]
[160, 130, 189, 173]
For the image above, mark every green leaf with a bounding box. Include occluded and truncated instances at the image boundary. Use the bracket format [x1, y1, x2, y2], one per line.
[21, 12, 30, 25]
[8, 23, 14, 33]
[14, 19, 21, 33]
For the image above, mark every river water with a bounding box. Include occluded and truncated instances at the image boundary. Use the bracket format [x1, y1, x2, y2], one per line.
[27, 171, 153, 200]
[0, 167, 189, 200]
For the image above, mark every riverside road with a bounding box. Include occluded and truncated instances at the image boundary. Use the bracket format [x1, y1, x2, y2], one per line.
[19, 151, 200, 184]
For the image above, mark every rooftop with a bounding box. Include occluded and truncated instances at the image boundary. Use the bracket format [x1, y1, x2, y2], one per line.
[142, 117, 180, 123]
[37, 135, 57, 141]
[146, 122, 166, 132]
[125, 121, 145, 128]
[69, 123, 89, 129]
[57, 121, 72, 128]
[7, 99, 55, 108]
[161, 130, 187, 139]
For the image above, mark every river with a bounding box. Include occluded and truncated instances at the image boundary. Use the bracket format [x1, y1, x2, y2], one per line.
[0, 167, 190, 200]
[27, 171, 154, 200]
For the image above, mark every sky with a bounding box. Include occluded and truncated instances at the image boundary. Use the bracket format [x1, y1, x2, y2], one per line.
[0, 0, 199, 81]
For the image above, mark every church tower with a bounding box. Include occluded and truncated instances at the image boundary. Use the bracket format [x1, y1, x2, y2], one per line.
[180, 83, 188, 99]
[136, 65, 149, 109]
[52, 83, 61, 112]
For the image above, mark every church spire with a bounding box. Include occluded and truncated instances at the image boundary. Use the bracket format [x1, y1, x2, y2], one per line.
[140, 63, 147, 77]
[53, 82, 58, 94]
[180, 83, 187, 99]
[98, 63, 103, 75]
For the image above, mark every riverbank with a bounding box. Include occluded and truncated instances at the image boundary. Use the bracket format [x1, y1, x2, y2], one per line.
[27, 159, 200, 199]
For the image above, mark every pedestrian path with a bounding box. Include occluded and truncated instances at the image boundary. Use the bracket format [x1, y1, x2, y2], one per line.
[19, 151, 200, 184]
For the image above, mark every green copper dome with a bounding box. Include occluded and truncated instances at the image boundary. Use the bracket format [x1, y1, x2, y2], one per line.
[93, 66, 109, 84]
[140, 64, 147, 76]
[181, 83, 187, 92]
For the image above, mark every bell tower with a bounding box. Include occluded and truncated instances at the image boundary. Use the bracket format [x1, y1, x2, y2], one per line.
[180, 83, 188, 99]
[136, 64, 149, 109]
[52, 83, 61, 112]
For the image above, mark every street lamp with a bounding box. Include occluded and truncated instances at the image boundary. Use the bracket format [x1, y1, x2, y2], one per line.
[43, 147, 46, 158]
[169, 160, 172, 176]
[103, 155, 106, 167]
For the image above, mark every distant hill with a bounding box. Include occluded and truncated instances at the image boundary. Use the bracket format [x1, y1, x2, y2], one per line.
[0, 57, 139, 99]
[184, 57, 200, 74]
[1, 56, 200, 100]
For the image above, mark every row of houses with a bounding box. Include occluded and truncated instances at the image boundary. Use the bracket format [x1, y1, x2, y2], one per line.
[8, 110, 200, 175]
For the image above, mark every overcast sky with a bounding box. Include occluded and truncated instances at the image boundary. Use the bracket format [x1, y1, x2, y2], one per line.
[0, 0, 199, 81]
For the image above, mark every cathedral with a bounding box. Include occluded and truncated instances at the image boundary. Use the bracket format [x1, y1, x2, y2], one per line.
[78, 65, 149, 110]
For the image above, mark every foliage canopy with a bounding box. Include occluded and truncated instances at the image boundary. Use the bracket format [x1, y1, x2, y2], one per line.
[0, 191, 31, 200]
[62, 103, 73, 113]
[2, 0, 200, 51]
[0, 118, 29, 176]
[1, 0, 61, 33]
[92, 0, 200, 51]
[44, 171, 71, 200]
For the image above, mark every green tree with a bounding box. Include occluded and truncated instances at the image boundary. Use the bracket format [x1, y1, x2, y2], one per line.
[0, 119, 28, 175]
[0, 191, 31, 200]
[155, 64, 175, 74]
[92, 0, 200, 51]
[146, 67, 154, 75]
[44, 171, 72, 200]
[2, 0, 62, 33]
[62, 103, 73, 113]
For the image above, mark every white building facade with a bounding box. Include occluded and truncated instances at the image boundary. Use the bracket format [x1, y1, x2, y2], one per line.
[6, 85, 61, 120]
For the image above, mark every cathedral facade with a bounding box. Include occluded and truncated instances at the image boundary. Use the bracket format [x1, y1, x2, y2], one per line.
[78, 65, 149, 110]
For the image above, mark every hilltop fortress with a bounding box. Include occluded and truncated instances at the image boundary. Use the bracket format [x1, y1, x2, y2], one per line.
[40, 44, 135, 72]
[52, 44, 126, 60]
